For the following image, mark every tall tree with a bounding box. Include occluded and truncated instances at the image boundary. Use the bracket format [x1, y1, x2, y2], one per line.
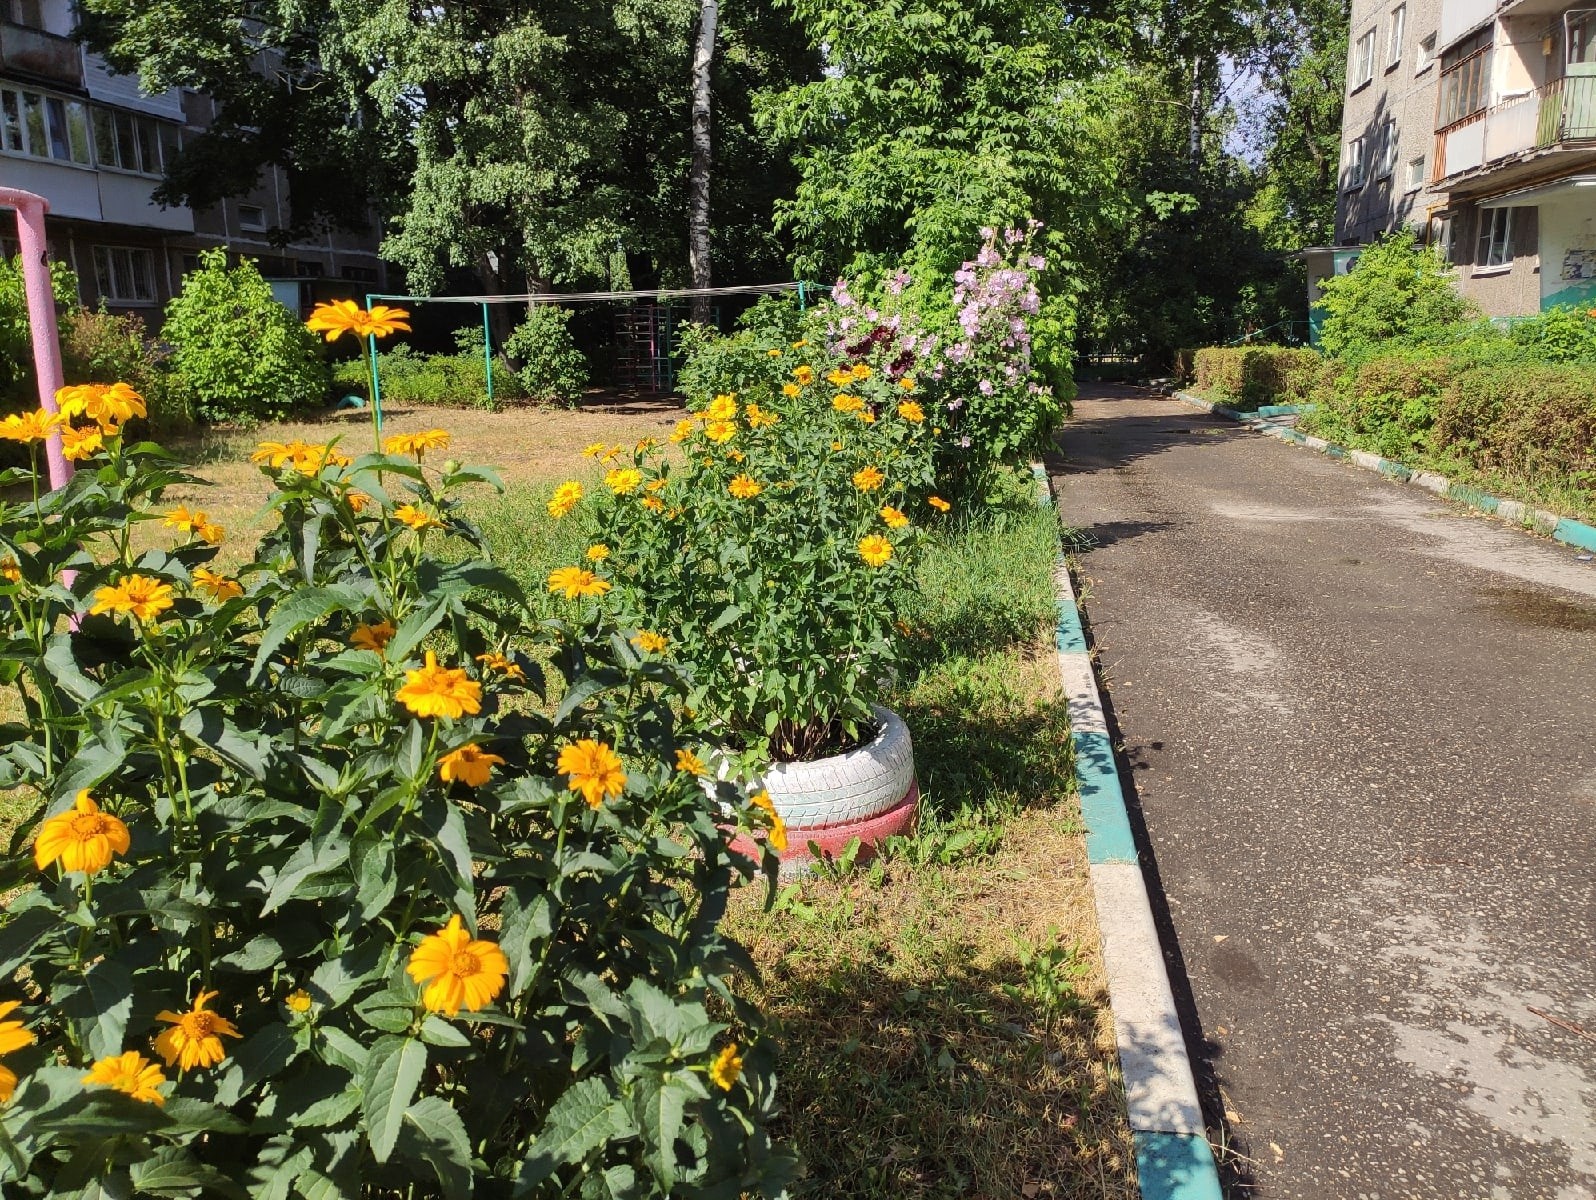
[688, 0, 720, 323]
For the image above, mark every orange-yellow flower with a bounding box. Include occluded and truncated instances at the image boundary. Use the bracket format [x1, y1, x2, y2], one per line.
[782, 383, 801, 398]
[558, 739, 627, 809]
[642, 495, 665, 512]
[766, 348, 783, 358]
[0, 557, 20, 584]
[345, 489, 372, 514]
[438, 744, 505, 788]
[833, 394, 864, 413]
[406, 915, 509, 1017]
[792, 339, 809, 349]
[898, 401, 925, 423]
[746, 403, 778, 428]
[547, 566, 611, 600]
[705, 393, 738, 421]
[364, 304, 412, 339]
[475, 651, 526, 681]
[826, 368, 853, 387]
[305, 299, 371, 342]
[0, 1000, 35, 1103]
[581, 442, 608, 458]
[0, 408, 63, 443]
[34, 791, 130, 876]
[632, 630, 668, 653]
[859, 534, 893, 567]
[858, 410, 877, 424]
[709, 1043, 744, 1090]
[384, 429, 450, 457]
[899, 377, 917, 391]
[851, 363, 873, 381]
[351, 620, 396, 653]
[749, 790, 789, 852]
[60, 425, 102, 461]
[285, 990, 313, 1015]
[852, 466, 885, 493]
[669, 419, 696, 443]
[90, 574, 174, 622]
[793, 366, 814, 385]
[164, 506, 221, 543]
[191, 568, 242, 603]
[397, 651, 482, 720]
[728, 474, 762, 499]
[548, 480, 583, 517]
[586, 544, 611, 562]
[704, 420, 737, 444]
[154, 990, 241, 1072]
[82, 1052, 165, 1105]
[880, 505, 909, 529]
[831, 440, 843, 452]
[675, 748, 705, 775]
[56, 382, 145, 432]
[605, 467, 643, 495]
[929, 495, 951, 513]
[393, 504, 441, 531]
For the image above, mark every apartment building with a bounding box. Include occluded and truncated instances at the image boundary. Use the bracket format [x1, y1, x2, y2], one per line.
[1332, 0, 1596, 317]
[0, 0, 386, 321]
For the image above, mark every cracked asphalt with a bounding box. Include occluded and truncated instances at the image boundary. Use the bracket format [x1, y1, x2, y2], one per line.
[1049, 384, 1596, 1200]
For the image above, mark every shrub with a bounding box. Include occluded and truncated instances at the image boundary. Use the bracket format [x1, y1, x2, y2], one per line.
[1506, 305, 1596, 365]
[0, 396, 791, 1195]
[0, 256, 78, 410]
[504, 306, 590, 405]
[1432, 362, 1596, 487]
[330, 342, 524, 412]
[59, 307, 190, 435]
[1192, 345, 1324, 410]
[582, 345, 941, 763]
[1316, 230, 1473, 361]
[164, 249, 328, 423]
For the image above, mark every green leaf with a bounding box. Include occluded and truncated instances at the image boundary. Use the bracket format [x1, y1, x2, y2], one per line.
[0, 907, 57, 978]
[397, 1095, 472, 1200]
[57, 958, 134, 1060]
[515, 1076, 629, 1191]
[251, 585, 362, 682]
[707, 603, 744, 634]
[635, 1073, 693, 1190]
[130, 1145, 247, 1198]
[361, 1035, 427, 1163]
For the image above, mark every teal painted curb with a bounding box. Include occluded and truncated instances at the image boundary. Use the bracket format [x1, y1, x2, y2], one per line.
[1134, 1131, 1225, 1200]
[1554, 516, 1596, 553]
[1056, 601, 1089, 654]
[1072, 729, 1139, 864]
[1172, 390, 1596, 561]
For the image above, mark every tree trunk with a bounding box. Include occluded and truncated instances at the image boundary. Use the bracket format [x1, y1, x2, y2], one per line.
[687, 0, 718, 326]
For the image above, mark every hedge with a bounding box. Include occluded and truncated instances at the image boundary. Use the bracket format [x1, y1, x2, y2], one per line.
[1188, 346, 1324, 411]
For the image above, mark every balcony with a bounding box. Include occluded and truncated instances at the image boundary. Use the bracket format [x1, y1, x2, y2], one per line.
[0, 21, 82, 88]
[1435, 76, 1596, 180]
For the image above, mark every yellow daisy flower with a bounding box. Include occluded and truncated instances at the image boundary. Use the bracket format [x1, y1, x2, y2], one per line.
[89, 574, 174, 623]
[547, 566, 611, 600]
[852, 466, 885, 493]
[438, 744, 506, 788]
[709, 1044, 744, 1090]
[558, 739, 627, 809]
[548, 480, 583, 518]
[406, 915, 509, 1017]
[82, 1052, 165, 1105]
[396, 651, 483, 720]
[859, 534, 893, 567]
[154, 991, 242, 1072]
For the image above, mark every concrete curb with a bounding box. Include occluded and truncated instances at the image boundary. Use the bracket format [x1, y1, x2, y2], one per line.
[1171, 390, 1596, 555]
[1032, 462, 1224, 1200]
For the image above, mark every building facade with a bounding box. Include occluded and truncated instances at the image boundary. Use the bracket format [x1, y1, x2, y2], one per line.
[0, 0, 386, 321]
[1334, 0, 1596, 316]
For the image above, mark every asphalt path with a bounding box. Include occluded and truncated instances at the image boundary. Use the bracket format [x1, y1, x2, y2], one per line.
[1050, 384, 1596, 1200]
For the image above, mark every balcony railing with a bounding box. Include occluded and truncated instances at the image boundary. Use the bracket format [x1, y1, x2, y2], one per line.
[1435, 75, 1596, 179]
[0, 21, 82, 88]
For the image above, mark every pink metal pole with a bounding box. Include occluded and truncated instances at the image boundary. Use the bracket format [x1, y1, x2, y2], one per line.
[0, 187, 71, 490]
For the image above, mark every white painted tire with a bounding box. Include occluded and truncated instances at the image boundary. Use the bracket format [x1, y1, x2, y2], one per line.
[760, 706, 916, 831]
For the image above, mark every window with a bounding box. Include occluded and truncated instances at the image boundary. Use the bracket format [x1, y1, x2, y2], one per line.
[1416, 33, 1437, 73]
[1345, 136, 1368, 189]
[1376, 117, 1398, 178]
[1406, 155, 1426, 191]
[238, 204, 267, 232]
[6, 0, 45, 28]
[0, 87, 91, 165]
[92, 246, 158, 304]
[1476, 208, 1515, 270]
[1352, 28, 1377, 89]
[1569, 11, 1596, 68]
[89, 106, 171, 175]
[1388, 5, 1407, 67]
[1429, 214, 1455, 262]
[1438, 30, 1492, 129]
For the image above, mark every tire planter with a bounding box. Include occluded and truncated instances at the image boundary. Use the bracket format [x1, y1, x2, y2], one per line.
[749, 705, 919, 874]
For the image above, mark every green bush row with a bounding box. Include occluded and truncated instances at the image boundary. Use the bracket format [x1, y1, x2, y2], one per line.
[1185, 345, 1325, 411]
[331, 344, 527, 412]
